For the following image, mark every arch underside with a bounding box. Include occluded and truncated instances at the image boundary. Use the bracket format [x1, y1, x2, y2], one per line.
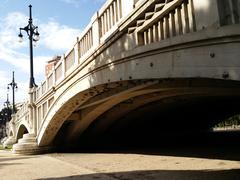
[16, 124, 29, 141]
[9, 131, 13, 136]
[49, 78, 240, 148]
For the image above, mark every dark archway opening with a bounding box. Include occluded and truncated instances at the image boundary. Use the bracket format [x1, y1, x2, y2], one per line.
[73, 95, 240, 147]
[17, 125, 28, 141]
[52, 92, 240, 161]
[53, 95, 240, 152]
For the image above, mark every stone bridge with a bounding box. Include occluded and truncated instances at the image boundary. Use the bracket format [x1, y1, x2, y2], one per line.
[3, 0, 240, 154]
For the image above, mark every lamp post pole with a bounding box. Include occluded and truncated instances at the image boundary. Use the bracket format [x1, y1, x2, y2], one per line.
[4, 94, 11, 121]
[8, 71, 18, 114]
[18, 5, 39, 88]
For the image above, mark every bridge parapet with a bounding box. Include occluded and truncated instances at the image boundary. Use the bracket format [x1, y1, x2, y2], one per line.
[134, 0, 197, 45]
[34, 0, 136, 101]
[35, 0, 240, 103]
[12, 101, 30, 135]
[3, 101, 30, 147]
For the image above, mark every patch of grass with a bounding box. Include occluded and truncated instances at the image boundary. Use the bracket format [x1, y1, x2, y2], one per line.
[0, 144, 12, 150]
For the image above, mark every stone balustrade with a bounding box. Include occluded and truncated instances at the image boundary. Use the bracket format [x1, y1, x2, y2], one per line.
[14, 102, 29, 124]
[34, 0, 137, 101]
[99, 0, 122, 38]
[136, 0, 196, 45]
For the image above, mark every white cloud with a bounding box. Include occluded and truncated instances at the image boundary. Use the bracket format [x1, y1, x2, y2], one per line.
[0, 12, 81, 74]
[40, 20, 81, 51]
[60, 0, 82, 7]
[0, 11, 82, 108]
[60, 0, 105, 7]
[0, 71, 10, 91]
[0, 44, 48, 75]
[61, 0, 79, 4]
[0, 12, 28, 49]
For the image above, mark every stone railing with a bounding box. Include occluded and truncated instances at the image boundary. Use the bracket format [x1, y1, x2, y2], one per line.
[34, 0, 136, 102]
[65, 48, 75, 72]
[99, 0, 122, 38]
[134, 0, 196, 45]
[11, 101, 29, 129]
[79, 27, 93, 57]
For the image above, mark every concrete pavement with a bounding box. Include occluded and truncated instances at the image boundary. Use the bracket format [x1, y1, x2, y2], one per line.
[0, 149, 240, 180]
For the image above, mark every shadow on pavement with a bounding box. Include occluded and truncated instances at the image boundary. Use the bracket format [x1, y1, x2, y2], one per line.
[0, 151, 34, 169]
[37, 169, 240, 180]
[57, 131, 240, 161]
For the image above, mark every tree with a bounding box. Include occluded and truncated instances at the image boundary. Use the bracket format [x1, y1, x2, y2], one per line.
[0, 107, 12, 124]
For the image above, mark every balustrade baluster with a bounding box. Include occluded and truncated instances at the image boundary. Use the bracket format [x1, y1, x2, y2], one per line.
[148, 27, 152, 43]
[183, 1, 190, 33]
[188, 0, 196, 32]
[160, 19, 164, 40]
[114, 0, 118, 23]
[107, 8, 110, 31]
[177, 6, 183, 35]
[144, 31, 148, 45]
[164, 15, 170, 39]
[153, 24, 159, 42]
[117, 0, 121, 21]
[170, 11, 176, 37]
[101, 15, 104, 36]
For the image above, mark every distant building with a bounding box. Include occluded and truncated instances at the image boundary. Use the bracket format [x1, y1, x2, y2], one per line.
[45, 56, 61, 76]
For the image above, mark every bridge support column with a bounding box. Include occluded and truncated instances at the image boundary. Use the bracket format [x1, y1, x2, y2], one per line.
[3, 136, 16, 148]
[3, 114, 18, 147]
[12, 133, 52, 155]
[11, 88, 53, 155]
[29, 87, 37, 135]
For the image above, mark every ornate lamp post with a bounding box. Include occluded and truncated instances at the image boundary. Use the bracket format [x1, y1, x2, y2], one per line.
[8, 71, 18, 114]
[4, 94, 11, 121]
[18, 5, 40, 88]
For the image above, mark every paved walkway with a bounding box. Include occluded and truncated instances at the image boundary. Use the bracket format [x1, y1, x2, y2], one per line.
[0, 149, 240, 180]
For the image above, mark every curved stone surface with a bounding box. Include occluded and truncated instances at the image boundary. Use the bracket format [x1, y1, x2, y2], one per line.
[12, 134, 52, 155]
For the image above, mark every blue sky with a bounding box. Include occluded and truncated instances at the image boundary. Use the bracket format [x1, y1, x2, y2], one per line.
[0, 0, 105, 108]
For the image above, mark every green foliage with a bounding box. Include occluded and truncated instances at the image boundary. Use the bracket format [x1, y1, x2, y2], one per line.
[0, 144, 12, 150]
[0, 107, 12, 123]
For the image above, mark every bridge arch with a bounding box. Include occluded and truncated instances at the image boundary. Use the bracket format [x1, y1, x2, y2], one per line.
[38, 77, 240, 147]
[64, 79, 240, 145]
[16, 124, 29, 141]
